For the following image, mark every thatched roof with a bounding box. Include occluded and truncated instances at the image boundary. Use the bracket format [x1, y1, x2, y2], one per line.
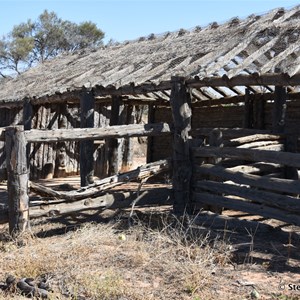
[1, 5, 300, 104]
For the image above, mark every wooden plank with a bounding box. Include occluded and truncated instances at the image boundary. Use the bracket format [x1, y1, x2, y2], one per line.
[193, 146, 300, 168]
[80, 89, 95, 186]
[195, 164, 300, 195]
[170, 76, 192, 214]
[193, 192, 300, 226]
[25, 122, 172, 143]
[226, 134, 283, 147]
[5, 126, 30, 235]
[194, 180, 300, 211]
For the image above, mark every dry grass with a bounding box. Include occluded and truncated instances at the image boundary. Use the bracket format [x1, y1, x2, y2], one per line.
[0, 213, 256, 299]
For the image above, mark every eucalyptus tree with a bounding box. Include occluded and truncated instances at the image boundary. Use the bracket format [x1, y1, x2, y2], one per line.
[0, 10, 104, 76]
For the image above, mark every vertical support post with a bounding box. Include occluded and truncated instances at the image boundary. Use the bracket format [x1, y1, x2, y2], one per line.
[122, 104, 134, 171]
[170, 76, 192, 215]
[253, 96, 265, 130]
[272, 86, 287, 134]
[243, 89, 253, 128]
[5, 126, 30, 235]
[108, 96, 122, 175]
[23, 98, 33, 170]
[80, 89, 95, 187]
[147, 104, 155, 163]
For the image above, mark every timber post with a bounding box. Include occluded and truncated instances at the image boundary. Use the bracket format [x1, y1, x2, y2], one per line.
[80, 88, 95, 187]
[147, 104, 155, 163]
[108, 95, 122, 175]
[5, 126, 30, 235]
[23, 97, 33, 170]
[170, 76, 192, 215]
[272, 86, 287, 134]
[243, 89, 253, 128]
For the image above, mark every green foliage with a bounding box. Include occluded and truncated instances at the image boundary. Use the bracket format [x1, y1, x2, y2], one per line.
[0, 10, 104, 76]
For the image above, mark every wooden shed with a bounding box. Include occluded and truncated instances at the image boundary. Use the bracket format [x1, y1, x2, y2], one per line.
[1, 6, 300, 233]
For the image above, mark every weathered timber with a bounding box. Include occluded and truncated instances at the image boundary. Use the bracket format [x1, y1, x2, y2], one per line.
[237, 140, 282, 149]
[191, 127, 275, 139]
[253, 96, 265, 129]
[147, 104, 155, 163]
[170, 76, 192, 214]
[25, 122, 172, 142]
[186, 73, 300, 88]
[284, 135, 299, 180]
[30, 159, 170, 201]
[195, 164, 300, 195]
[272, 86, 287, 133]
[30, 192, 131, 218]
[243, 89, 253, 128]
[5, 126, 30, 234]
[80, 89, 95, 186]
[193, 192, 300, 226]
[108, 96, 122, 175]
[193, 146, 300, 168]
[227, 162, 281, 175]
[226, 134, 283, 147]
[194, 180, 300, 211]
[192, 91, 300, 108]
[30, 187, 171, 218]
[23, 98, 33, 170]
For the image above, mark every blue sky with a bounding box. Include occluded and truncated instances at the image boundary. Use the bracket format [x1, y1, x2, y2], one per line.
[1, 0, 300, 43]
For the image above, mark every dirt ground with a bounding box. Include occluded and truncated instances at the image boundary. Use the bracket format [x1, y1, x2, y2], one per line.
[0, 176, 300, 299]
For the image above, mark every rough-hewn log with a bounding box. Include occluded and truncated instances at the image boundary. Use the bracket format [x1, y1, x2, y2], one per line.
[226, 134, 283, 147]
[193, 192, 300, 226]
[227, 162, 281, 175]
[147, 104, 155, 163]
[170, 76, 192, 214]
[5, 126, 30, 234]
[193, 146, 300, 168]
[186, 73, 300, 88]
[243, 89, 253, 128]
[80, 89, 95, 187]
[272, 86, 287, 133]
[284, 135, 299, 180]
[30, 187, 171, 218]
[194, 180, 300, 211]
[30, 192, 131, 218]
[23, 98, 33, 170]
[195, 164, 300, 195]
[30, 159, 170, 201]
[108, 96, 122, 175]
[25, 122, 172, 143]
[191, 127, 275, 139]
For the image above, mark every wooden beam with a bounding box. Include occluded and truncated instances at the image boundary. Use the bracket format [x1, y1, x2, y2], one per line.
[170, 76, 192, 214]
[243, 89, 253, 128]
[147, 104, 155, 163]
[80, 89, 95, 187]
[193, 146, 300, 168]
[5, 126, 30, 235]
[193, 192, 300, 226]
[194, 180, 300, 211]
[25, 123, 172, 143]
[195, 164, 300, 195]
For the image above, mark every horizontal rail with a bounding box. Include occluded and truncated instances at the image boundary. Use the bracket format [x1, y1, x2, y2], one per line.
[193, 146, 300, 168]
[195, 164, 300, 195]
[193, 192, 300, 226]
[25, 122, 172, 143]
